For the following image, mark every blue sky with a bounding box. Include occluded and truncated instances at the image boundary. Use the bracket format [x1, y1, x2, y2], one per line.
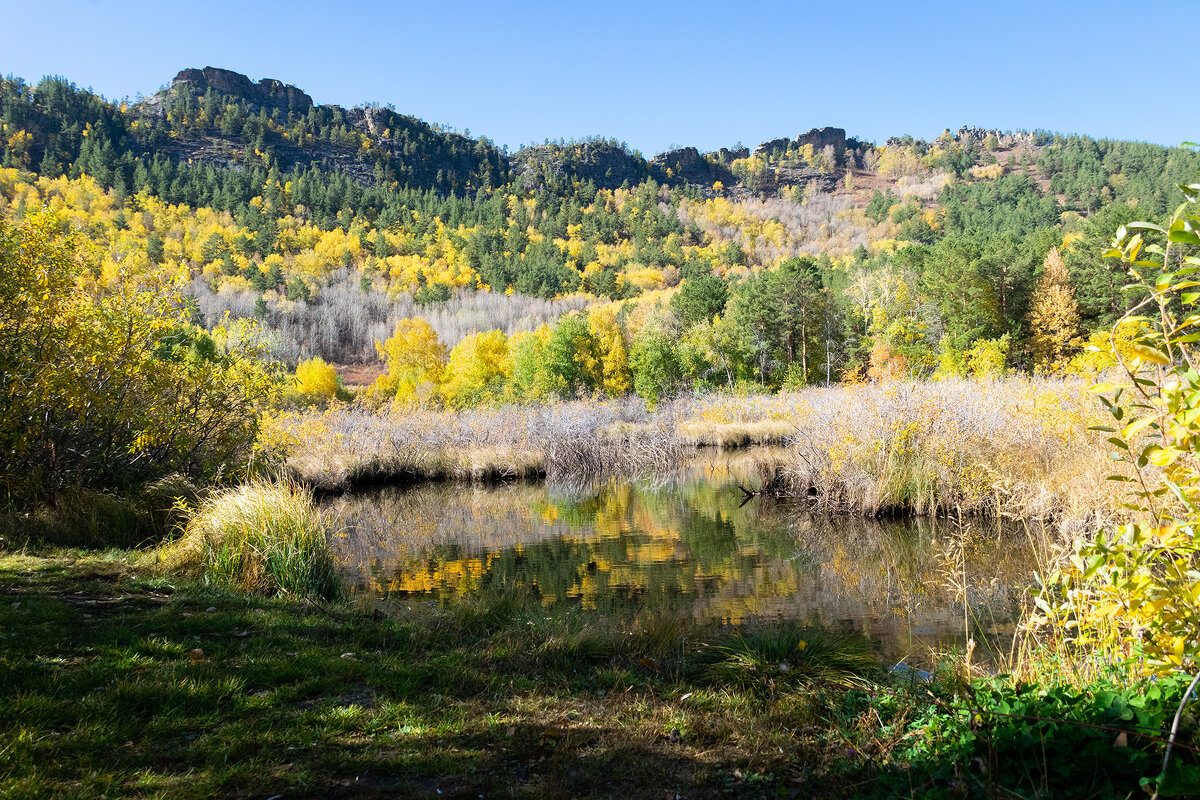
[7, 0, 1198, 155]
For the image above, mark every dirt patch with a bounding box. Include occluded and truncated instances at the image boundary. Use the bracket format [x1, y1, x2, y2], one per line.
[333, 362, 384, 388]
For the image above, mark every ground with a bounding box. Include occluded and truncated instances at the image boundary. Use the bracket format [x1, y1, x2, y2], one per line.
[0, 551, 865, 799]
[1, 550, 1186, 799]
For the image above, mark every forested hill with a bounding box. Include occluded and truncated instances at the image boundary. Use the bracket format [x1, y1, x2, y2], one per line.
[2, 65, 1198, 386]
[0, 66, 512, 226]
[3, 66, 1195, 218]
[0, 66, 881, 206]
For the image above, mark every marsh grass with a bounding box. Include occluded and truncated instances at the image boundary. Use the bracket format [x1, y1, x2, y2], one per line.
[160, 481, 340, 601]
[680, 393, 800, 447]
[770, 378, 1115, 527]
[260, 397, 685, 491]
[261, 379, 1116, 533]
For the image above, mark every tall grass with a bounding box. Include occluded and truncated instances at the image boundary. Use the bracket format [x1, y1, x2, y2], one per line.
[693, 622, 879, 687]
[770, 378, 1114, 528]
[0, 474, 200, 548]
[160, 481, 340, 600]
[258, 397, 686, 490]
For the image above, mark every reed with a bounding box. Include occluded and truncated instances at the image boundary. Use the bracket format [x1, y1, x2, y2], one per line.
[258, 397, 686, 490]
[769, 378, 1115, 528]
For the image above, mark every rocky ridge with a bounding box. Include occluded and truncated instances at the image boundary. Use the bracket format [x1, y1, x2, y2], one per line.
[167, 67, 314, 113]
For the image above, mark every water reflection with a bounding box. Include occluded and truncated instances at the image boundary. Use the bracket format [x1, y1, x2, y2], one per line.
[324, 449, 1046, 662]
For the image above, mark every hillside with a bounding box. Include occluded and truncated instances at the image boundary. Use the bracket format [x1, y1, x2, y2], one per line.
[2, 65, 1198, 388]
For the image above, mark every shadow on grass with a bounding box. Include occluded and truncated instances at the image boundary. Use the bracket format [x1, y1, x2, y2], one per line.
[1, 553, 1193, 799]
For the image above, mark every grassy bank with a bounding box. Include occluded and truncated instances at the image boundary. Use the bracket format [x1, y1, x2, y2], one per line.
[2, 550, 1194, 799]
[263, 379, 1114, 531]
[770, 379, 1112, 526]
[257, 398, 686, 491]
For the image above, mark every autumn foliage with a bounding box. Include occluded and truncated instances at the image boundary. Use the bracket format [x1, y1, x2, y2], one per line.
[0, 211, 271, 502]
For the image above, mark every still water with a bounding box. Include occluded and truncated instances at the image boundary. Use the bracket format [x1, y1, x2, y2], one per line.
[324, 449, 1045, 663]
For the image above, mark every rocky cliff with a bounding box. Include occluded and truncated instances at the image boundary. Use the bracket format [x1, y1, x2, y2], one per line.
[168, 67, 313, 113]
[754, 127, 846, 158]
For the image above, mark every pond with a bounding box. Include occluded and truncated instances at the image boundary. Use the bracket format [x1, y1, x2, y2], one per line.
[324, 449, 1049, 666]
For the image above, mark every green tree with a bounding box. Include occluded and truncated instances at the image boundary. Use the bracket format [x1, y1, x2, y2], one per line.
[670, 273, 729, 327]
[543, 312, 601, 397]
[629, 313, 681, 405]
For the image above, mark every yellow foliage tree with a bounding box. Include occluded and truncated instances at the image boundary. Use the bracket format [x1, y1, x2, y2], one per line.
[587, 308, 632, 396]
[1028, 247, 1080, 373]
[965, 336, 1009, 379]
[294, 357, 339, 403]
[368, 318, 446, 406]
[441, 330, 511, 408]
[0, 210, 271, 502]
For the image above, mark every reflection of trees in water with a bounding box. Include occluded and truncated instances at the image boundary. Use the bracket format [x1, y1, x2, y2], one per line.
[323, 450, 1045, 657]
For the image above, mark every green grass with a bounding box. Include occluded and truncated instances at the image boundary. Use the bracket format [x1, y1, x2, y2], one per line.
[0, 550, 1192, 799]
[692, 623, 879, 689]
[159, 481, 340, 601]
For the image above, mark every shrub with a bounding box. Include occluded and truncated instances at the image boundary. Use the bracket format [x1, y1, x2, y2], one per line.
[1037, 169, 1200, 676]
[0, 211, 271, 505]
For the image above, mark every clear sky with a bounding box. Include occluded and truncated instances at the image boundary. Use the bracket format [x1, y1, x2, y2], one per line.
[6, 0, 1198, 156]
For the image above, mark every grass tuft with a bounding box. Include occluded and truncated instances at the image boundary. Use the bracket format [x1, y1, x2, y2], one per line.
[694, 622, 879, 687]
[160, 481, 340, 601]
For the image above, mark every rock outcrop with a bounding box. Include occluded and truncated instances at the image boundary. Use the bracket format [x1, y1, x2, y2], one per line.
[753, 127, 846, 158]
[170, 67, 313, 112]
[650, 146, 735, 187]
[713, 146, 749, 163]
[953, 126, 1040, 148]
[885, 128, 1042, 150]
[794, 126, 846, 155]
[753, 136, 793, 157]
[651, 146, 701, 171]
